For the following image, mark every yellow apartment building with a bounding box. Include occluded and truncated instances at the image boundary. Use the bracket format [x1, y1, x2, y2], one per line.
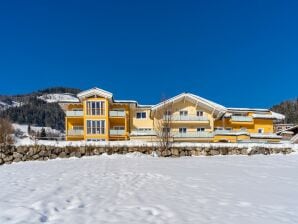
[62, 87, 285, 143]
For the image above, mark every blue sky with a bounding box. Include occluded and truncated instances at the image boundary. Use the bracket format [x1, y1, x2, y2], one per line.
[0, 0, 297, 108]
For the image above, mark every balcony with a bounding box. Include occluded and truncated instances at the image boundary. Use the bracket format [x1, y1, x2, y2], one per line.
[172, 131, 213, 138]
[163, 115, 209, 122]
[66, 110, 84, 117]
[214, 130, 249, 136]
[67, 130, 84, 136]
[110, 129, 126, 135]
[231, 116, 253, 122]
[131, 129, 156, 136]
[109, 110, 126, 117]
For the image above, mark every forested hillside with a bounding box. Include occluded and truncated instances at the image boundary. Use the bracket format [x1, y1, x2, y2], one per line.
[0, 87, 81, 131]
[271, 98, 298, 124]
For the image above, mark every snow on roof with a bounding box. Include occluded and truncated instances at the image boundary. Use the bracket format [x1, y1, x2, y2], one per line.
[252, 112, 285, 120]
[114, 100, 137, 104]
[291, 134, 298, 143]
[250, 134, 282, 139]
[227, 108, 270, 112]
[151, 93, 226, 116]
[137, 105, 153, 108]
[281, 131, 294, 135]
[77, 88, 151, 108]
[77, 87, 113, 100]
[270, 111, 285, 120]
[214, 130, 249, 136]
[114, 100, 152, 108]
[276, 125, 298, 135]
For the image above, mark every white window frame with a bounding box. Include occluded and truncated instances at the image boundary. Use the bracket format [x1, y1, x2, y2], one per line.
[180, 110, 188, 116]
[197, 127, 205, 132]
[73, 126, 84, 131]
[164, 110, 172, 116]
[136, 112, 146, 119]
[179, 127, 187, 133]
[86, 101, 105, 116]
[86, 120, 105, 135]
[137, 128, 152, 131]
[113, 126, 125, 130]
[197, 111, 204, 117]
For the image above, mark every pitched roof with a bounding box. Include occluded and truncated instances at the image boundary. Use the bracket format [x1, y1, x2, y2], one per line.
[252, 112, 285, 120]
[77, 87, 113, 100]
[77, 88, 152, 108]
[151, 93, 226, 117]
[227, 107, 270, 112]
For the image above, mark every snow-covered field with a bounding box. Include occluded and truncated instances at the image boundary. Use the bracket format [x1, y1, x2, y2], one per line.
[1, 154, 298, 224]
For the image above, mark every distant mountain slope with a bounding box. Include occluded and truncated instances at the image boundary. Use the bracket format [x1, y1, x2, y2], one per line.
[0, 87, 81, 131]
[271, 98, 298, 124]
[37, 93, 79, 103]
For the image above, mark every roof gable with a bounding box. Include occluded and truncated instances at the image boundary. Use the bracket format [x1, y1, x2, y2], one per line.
[151, 93, 226, 117]
[77, 87, 113, 100]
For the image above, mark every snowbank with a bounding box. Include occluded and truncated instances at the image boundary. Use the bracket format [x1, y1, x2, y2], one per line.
[14, 138, 298, 151]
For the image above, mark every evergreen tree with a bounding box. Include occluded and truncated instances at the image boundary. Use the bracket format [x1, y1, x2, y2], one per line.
[271, 98, 298, 124]
[27, 124, 31, 135]
[40, 128, 46, 138]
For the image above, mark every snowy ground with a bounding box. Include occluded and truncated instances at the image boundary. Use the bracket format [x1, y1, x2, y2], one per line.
[1, 154, 298, 224]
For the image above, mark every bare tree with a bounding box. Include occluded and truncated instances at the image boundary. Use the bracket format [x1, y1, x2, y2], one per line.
[155, 99, 173, 152]
[0, 118, 15, 146]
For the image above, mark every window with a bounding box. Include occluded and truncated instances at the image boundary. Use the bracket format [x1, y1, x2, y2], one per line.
[86, 101, 105, 115]
[179, 128, 187, 133]
[214, 127, 223, 131]
[197, 128, 205, 132]
[258, 128, 264, 134]
[136, 112, 146, 119]
[113, 126, 125, 130]
[164, 110, 171, 116]
[197, 111, 204, 117]
[233, 113, 247, 116]
[225, 127, 232, 131]
[163, 127, 170, 133]
[87, 138, 105, 142]
[87, 120, 105, 134]
[180, 110, 188, 116]
[137, 128, 152, 131]
[73, 126, 83, 131]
